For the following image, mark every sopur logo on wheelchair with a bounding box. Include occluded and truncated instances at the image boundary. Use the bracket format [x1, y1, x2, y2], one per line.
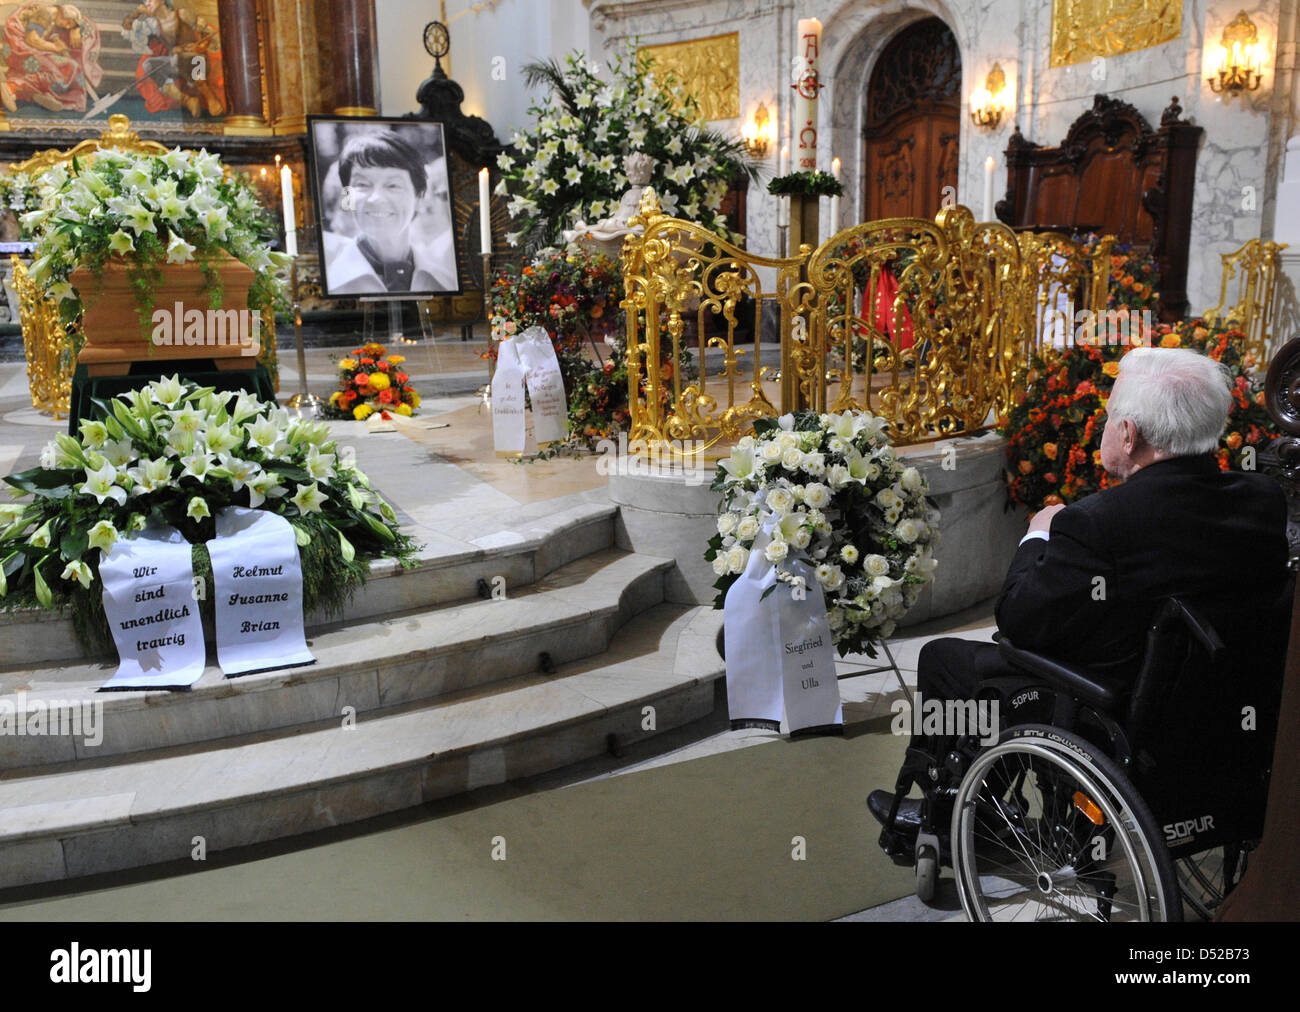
[872, 596, 1286, 922]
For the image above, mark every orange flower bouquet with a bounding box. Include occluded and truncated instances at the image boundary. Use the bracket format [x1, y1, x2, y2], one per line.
[323, 342, 421, 421]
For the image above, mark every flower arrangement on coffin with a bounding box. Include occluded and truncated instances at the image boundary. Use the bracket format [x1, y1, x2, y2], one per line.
[0, 172, 42, 238]
[767, 170, 844, 198]
[706, 411, 939, 656]
[323, 342, 420, 421]
[998, 318, 1276, 512]
[0, 376, 418, 651]
[496, 41, 755, 251]
[21, 146, 287, 347]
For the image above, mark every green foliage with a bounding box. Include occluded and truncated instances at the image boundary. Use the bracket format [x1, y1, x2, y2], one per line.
[767, 170, 844, 198]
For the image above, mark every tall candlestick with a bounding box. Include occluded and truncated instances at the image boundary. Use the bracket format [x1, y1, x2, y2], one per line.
[478, 167, 492, 255]
[983, 156, 996, 222]
[829, 156, 841, 233]
[280, 165, 297, 258]
[793, 18, 823, 171]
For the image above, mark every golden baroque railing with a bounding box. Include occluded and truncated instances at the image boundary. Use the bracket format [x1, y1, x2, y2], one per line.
[622, 190, 1112, 451]
[1204, 238, 1286, 362]
[12, 256, 74, 417]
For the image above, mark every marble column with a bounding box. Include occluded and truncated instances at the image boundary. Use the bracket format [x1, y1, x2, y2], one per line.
[331, 0, 378, 116]
[219, 0, 271, 134]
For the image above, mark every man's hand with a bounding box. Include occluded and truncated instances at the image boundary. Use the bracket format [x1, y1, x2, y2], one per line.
[1027, 502, 1065, 535]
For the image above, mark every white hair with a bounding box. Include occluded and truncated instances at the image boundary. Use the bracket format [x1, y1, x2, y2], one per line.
[1105, 347, 1232, 455]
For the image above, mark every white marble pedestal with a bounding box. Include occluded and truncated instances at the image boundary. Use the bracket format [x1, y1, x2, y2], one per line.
[609, 431, 1026, 625]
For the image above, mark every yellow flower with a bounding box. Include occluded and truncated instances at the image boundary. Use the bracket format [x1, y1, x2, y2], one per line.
[339, 358, 357, 370]
[396, 403, 413, 416]
[1102, 361, 1120, 378]
[329, 392, 342, 406]
[387, 355, 405, 365]
[410, 392, 422, 407]
[368, 373, 391, 391]
[353, 404, 375, 421]
[1160, 333, 1181, 348]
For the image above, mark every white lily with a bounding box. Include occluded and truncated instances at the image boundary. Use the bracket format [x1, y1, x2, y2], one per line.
[80, 461, 126, 506]
[165, 231, 195, 264]
[291, 482, 327, 514]
[87, 520, 118, 553]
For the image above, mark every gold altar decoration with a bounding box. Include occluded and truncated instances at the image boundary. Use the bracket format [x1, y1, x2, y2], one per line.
[1204, 238, 1287, 361]
[1050, 0, 1182, 67]
[1, 116, 281, 412]
[620, 190, 1114, 452]
[11, 257, 73, 418]
[639, 33, 740, 122]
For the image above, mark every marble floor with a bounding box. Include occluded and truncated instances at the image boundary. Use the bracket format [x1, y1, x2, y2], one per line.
[0, 345, 999, 920]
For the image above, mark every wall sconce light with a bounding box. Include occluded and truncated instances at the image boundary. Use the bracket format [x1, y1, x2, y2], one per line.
[1208, 11, 1263, 96]
[743, 103, 774, 158]
[970, 64, 1007, 129]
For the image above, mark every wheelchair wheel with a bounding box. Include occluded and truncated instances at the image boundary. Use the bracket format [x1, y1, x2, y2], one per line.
[951, 724, 1181, 922]
[1177, 842, 1254, 920]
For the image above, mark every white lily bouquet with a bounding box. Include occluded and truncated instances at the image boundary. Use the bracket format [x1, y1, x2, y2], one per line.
[21, 145, 287, 336]
[706, 410, 939, 656]
[0, 376, 417, 650]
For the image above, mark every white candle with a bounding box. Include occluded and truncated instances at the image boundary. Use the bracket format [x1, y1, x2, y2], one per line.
[829, 156, 841, 233]
[478, 167, 492, 254]
[280, 165, 297, 258]
[794, 18, 822, 171]
[777, 144, 790, 227]
[983, 156, 995, 222]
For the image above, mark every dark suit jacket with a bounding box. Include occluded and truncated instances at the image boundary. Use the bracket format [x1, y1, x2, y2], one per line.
[995, 453, 1290, 679]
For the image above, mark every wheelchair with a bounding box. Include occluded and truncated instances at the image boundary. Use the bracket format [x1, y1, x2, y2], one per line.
[876, 591, 1289, 922]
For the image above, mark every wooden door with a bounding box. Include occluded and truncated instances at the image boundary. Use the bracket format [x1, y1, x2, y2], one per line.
[862, 18, 961, 222]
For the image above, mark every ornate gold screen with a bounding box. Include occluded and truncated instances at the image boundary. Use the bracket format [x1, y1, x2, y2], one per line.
[621, 191, 1113, 452]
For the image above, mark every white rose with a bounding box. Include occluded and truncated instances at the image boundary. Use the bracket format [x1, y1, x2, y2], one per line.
[712, 554, 730, 576]
[790, 528, 812, 551]
[764, 539, 789, 564]
[840, 545, 859, 565]
[824, 565, 846, 591]
[737, 515, 760, 540]
[896, 519, 923, 543]
[727, 546, 749, 573]
[901, 466, 924, 493]
[803, 483, 831, 509]
[717, 512, 739, 536]
[876, 488, 899, 510]
[872, 575, 895, 594]
[782, 447, 804, 471]
[864, 554, 890, 577]
[766, 487, 794, 516]
[760, 440, 784, 463]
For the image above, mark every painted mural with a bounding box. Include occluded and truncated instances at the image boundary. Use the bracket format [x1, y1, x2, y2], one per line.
[0, 0, 224, 125]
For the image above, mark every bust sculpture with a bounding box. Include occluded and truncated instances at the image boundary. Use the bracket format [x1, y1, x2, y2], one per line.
[563, 152, 656, 258]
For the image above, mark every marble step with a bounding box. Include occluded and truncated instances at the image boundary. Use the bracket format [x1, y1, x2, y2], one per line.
[0, 603, 725, 890]
[0, 501, 618, 669]
[0, 547, 672, 769]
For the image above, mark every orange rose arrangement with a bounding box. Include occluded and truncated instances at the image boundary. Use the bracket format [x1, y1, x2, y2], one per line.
[324, 342, 421, 421]
[999, 318, 1277, 511]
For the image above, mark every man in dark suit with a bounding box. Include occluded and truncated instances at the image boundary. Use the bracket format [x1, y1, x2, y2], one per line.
[869, 346, 1291, 831]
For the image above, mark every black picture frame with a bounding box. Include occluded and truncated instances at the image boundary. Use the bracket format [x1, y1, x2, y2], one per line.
[306, 115, 462, 300]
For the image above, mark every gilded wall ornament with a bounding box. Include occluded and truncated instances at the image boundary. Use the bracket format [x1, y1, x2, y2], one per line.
[638, 33, 739, 122]
[1050, 0, 1182, 67]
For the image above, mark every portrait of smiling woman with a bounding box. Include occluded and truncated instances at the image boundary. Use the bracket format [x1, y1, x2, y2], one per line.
[308, 117, 461, 297]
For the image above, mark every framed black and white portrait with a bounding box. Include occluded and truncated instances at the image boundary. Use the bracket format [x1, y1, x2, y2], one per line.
[307, 116, 461, 298]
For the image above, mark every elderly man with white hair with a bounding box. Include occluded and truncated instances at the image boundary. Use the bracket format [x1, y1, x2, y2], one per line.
[869, 346, 1290, 834]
